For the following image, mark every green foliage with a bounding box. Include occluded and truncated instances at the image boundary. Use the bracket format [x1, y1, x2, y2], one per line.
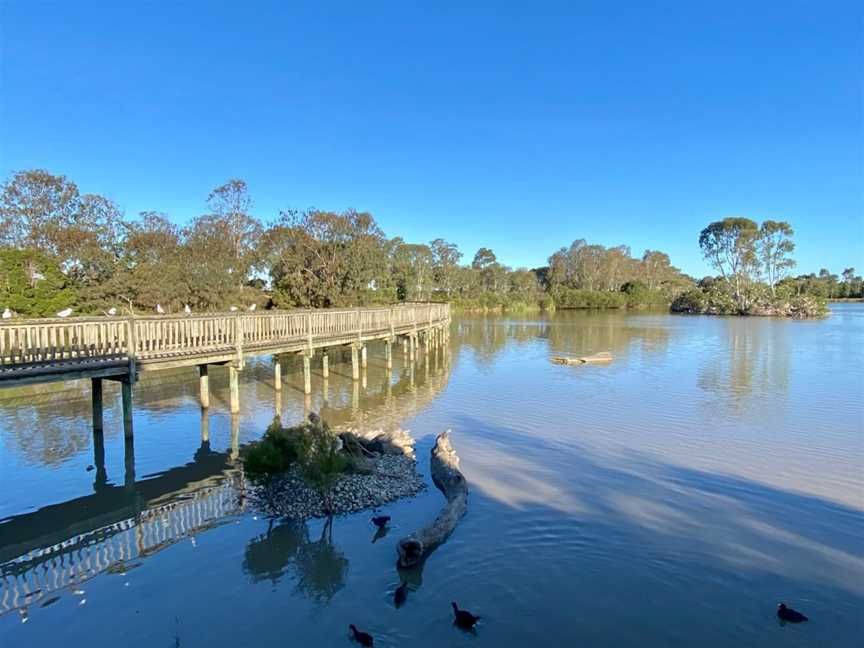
[550, 286, 627, 309]
[0, 247, 76, 317]
[243, 416, 308, 482]
[243, 416, 347, 512]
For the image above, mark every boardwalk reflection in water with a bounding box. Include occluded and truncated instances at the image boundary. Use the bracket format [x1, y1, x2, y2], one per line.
[0, 341, 452, 625]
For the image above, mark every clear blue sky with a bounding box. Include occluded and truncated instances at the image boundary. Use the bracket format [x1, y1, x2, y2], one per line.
[1, 1, 861, 277]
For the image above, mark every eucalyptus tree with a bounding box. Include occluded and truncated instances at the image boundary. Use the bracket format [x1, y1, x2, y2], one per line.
[205, 179, 263, 287]
[429, 238, 462, 295]
[757, 220, 795, 296]
[698, 217, 759, 312]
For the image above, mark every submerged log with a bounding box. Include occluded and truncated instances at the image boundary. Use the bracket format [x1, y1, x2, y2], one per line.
[551, 351, 614, 365]
[396, 430, 467, 568]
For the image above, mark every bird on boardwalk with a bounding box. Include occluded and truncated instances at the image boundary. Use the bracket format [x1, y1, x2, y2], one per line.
[371, 515, 390, 528]
[777, 603, 808, 623]
[2, 307, 11, 319]
[184, 304, 191, 314]
[349, 624, 373, 646]
[56, 308, 72, 318]
[156, 304, 165, 314]
[452, 602, 480, 629]
[248, 303, 256, 311]
[106, 307, 117, 316]
[394, 582, 407, 608]
[229, 306, 239, 312]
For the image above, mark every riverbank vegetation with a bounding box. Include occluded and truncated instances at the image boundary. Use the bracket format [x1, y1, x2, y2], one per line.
[0, 169, 854, 318]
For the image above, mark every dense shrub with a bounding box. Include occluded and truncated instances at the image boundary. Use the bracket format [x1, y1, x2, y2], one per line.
[550, 286, 627, 309]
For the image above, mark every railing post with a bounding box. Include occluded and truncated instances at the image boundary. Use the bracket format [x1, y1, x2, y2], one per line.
[126, 317, 137, 381]
[234, 314, 244, 367]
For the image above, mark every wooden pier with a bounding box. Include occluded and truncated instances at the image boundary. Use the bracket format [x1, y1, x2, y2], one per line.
[0, 302, 450, 433]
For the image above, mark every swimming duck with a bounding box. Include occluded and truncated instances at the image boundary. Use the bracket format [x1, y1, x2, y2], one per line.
[777, 603, 808, 623]
[56, 308, 72, 318]
[452, 602, 480, 628]
[371, 515, 390, 528]
[349, 624, 373, 646]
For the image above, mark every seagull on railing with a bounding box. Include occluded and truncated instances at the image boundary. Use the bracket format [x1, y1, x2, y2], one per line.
[184, 304, 191, 314]
[156, 304, 165, 314]
[229, 306, 238, 312]
[57, 308, 73, 318]
[2, 308, 11, 319]
[106, 307, 117, 316]
[248, 304, 256, 311]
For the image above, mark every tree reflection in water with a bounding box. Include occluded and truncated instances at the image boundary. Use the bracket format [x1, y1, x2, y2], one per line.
[242, 517, 348, 602]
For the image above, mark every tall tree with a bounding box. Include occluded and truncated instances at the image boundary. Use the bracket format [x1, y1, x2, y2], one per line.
[641, 250, 671, 291]
[205, 179, 262, 286]
[429, 238, 462, 295]
[698, 217, 759, 311]
[757, 220, 795, 296]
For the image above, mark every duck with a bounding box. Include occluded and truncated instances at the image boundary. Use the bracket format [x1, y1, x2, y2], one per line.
[371, 515, 391, 528]
[56, 308, 73, 318]
[155, 304, 165, 314]
[349, 624, 373, 646]
[394, 582, 407, 608]
[184, 304, 191, 314]
[106, 307, 117, 316]
[229, 306, 239, 312]
[452, 602, 480, 628]
[777, 603, 808, 623]
[248, 303, 256, 311]
[2, 307, 11, 319]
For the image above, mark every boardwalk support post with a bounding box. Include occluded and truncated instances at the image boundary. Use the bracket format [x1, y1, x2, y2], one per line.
[361, 344, 367, 369]
[303, 351, 312, 395]
[322, 350, 329, 379]
[385, 339, 392, 371]
[351, 344, 360, 381]
[274, 356, 282, 391]
[91, 377, 103, 433]
[121, 378, 133, 438]
[198, 364, 210, 408]
[229, 365, 240, 414]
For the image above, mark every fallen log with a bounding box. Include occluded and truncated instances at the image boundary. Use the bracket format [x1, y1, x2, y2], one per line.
[551, 351, 614, 365]
[396, 430, 467, 568]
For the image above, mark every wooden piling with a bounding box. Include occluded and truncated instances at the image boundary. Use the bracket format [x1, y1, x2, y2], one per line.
[322, 351, 329, 378]
[303, 352, 312, 394]
[351, 344, 360, 380]
[198, 364, 210, 408]
[385, 339, 392, 371]
[91, 377, 103, 433]
[361, 344, 367, 368]
[274, 356, 282, 391]
[229, 365, 240, 414]
[121, 379, 133, 438]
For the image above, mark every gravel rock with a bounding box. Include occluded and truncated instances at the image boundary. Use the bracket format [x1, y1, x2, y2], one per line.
[248, 452, 426, 520]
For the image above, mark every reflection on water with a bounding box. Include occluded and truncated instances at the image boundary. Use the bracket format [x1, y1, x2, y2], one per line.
[1, 307, 862, 647]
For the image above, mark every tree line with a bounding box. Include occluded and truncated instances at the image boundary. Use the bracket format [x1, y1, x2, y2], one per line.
[0, 170, 857, 318]
[0, 169, 694, 317]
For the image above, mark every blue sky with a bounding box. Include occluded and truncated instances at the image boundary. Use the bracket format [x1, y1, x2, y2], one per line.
[1, 1, 861, 277]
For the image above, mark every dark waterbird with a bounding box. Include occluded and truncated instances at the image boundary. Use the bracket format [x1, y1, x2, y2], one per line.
[371, 515, 390, 528]
[777, 603, 808, 623]
[452, 602, 480, 628]
[394, 582, 407, 607]
[349, 624, 374, 646]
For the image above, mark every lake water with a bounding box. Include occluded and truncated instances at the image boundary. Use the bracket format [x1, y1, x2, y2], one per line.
[1, 306, 862, 647]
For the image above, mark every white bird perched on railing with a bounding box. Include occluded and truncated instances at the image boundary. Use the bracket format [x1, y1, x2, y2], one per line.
[229, 306, 238, 312]
[156, 304, 165, 314]
[57, 308, 73, 318]
[184, 304, 191, 314]
[106, 307, 117, 316]
[248, 304, 256, 311]
[2, 307, 11, 319]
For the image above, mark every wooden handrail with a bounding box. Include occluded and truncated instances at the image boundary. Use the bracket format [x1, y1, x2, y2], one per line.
[0, 303, 450, 369]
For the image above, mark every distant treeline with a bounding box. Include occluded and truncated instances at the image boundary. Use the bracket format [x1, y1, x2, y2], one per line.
[0, 170, 693, 317]
[0, 170, 857, 318]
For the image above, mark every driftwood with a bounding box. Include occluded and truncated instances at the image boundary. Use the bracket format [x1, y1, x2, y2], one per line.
[396, 430, 467, 568]
[551, 351, 614, 365]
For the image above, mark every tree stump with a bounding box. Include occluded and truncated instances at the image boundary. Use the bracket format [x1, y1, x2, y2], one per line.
[397, 430, 467, 568]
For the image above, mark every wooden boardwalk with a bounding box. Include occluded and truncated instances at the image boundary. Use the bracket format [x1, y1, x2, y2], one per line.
[0, 302, 450, 429]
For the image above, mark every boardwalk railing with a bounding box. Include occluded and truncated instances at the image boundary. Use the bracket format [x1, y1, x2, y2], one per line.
[0, 303, 450, 372]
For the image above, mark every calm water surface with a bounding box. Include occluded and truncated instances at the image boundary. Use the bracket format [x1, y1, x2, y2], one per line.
[1, 306, 862, 647]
